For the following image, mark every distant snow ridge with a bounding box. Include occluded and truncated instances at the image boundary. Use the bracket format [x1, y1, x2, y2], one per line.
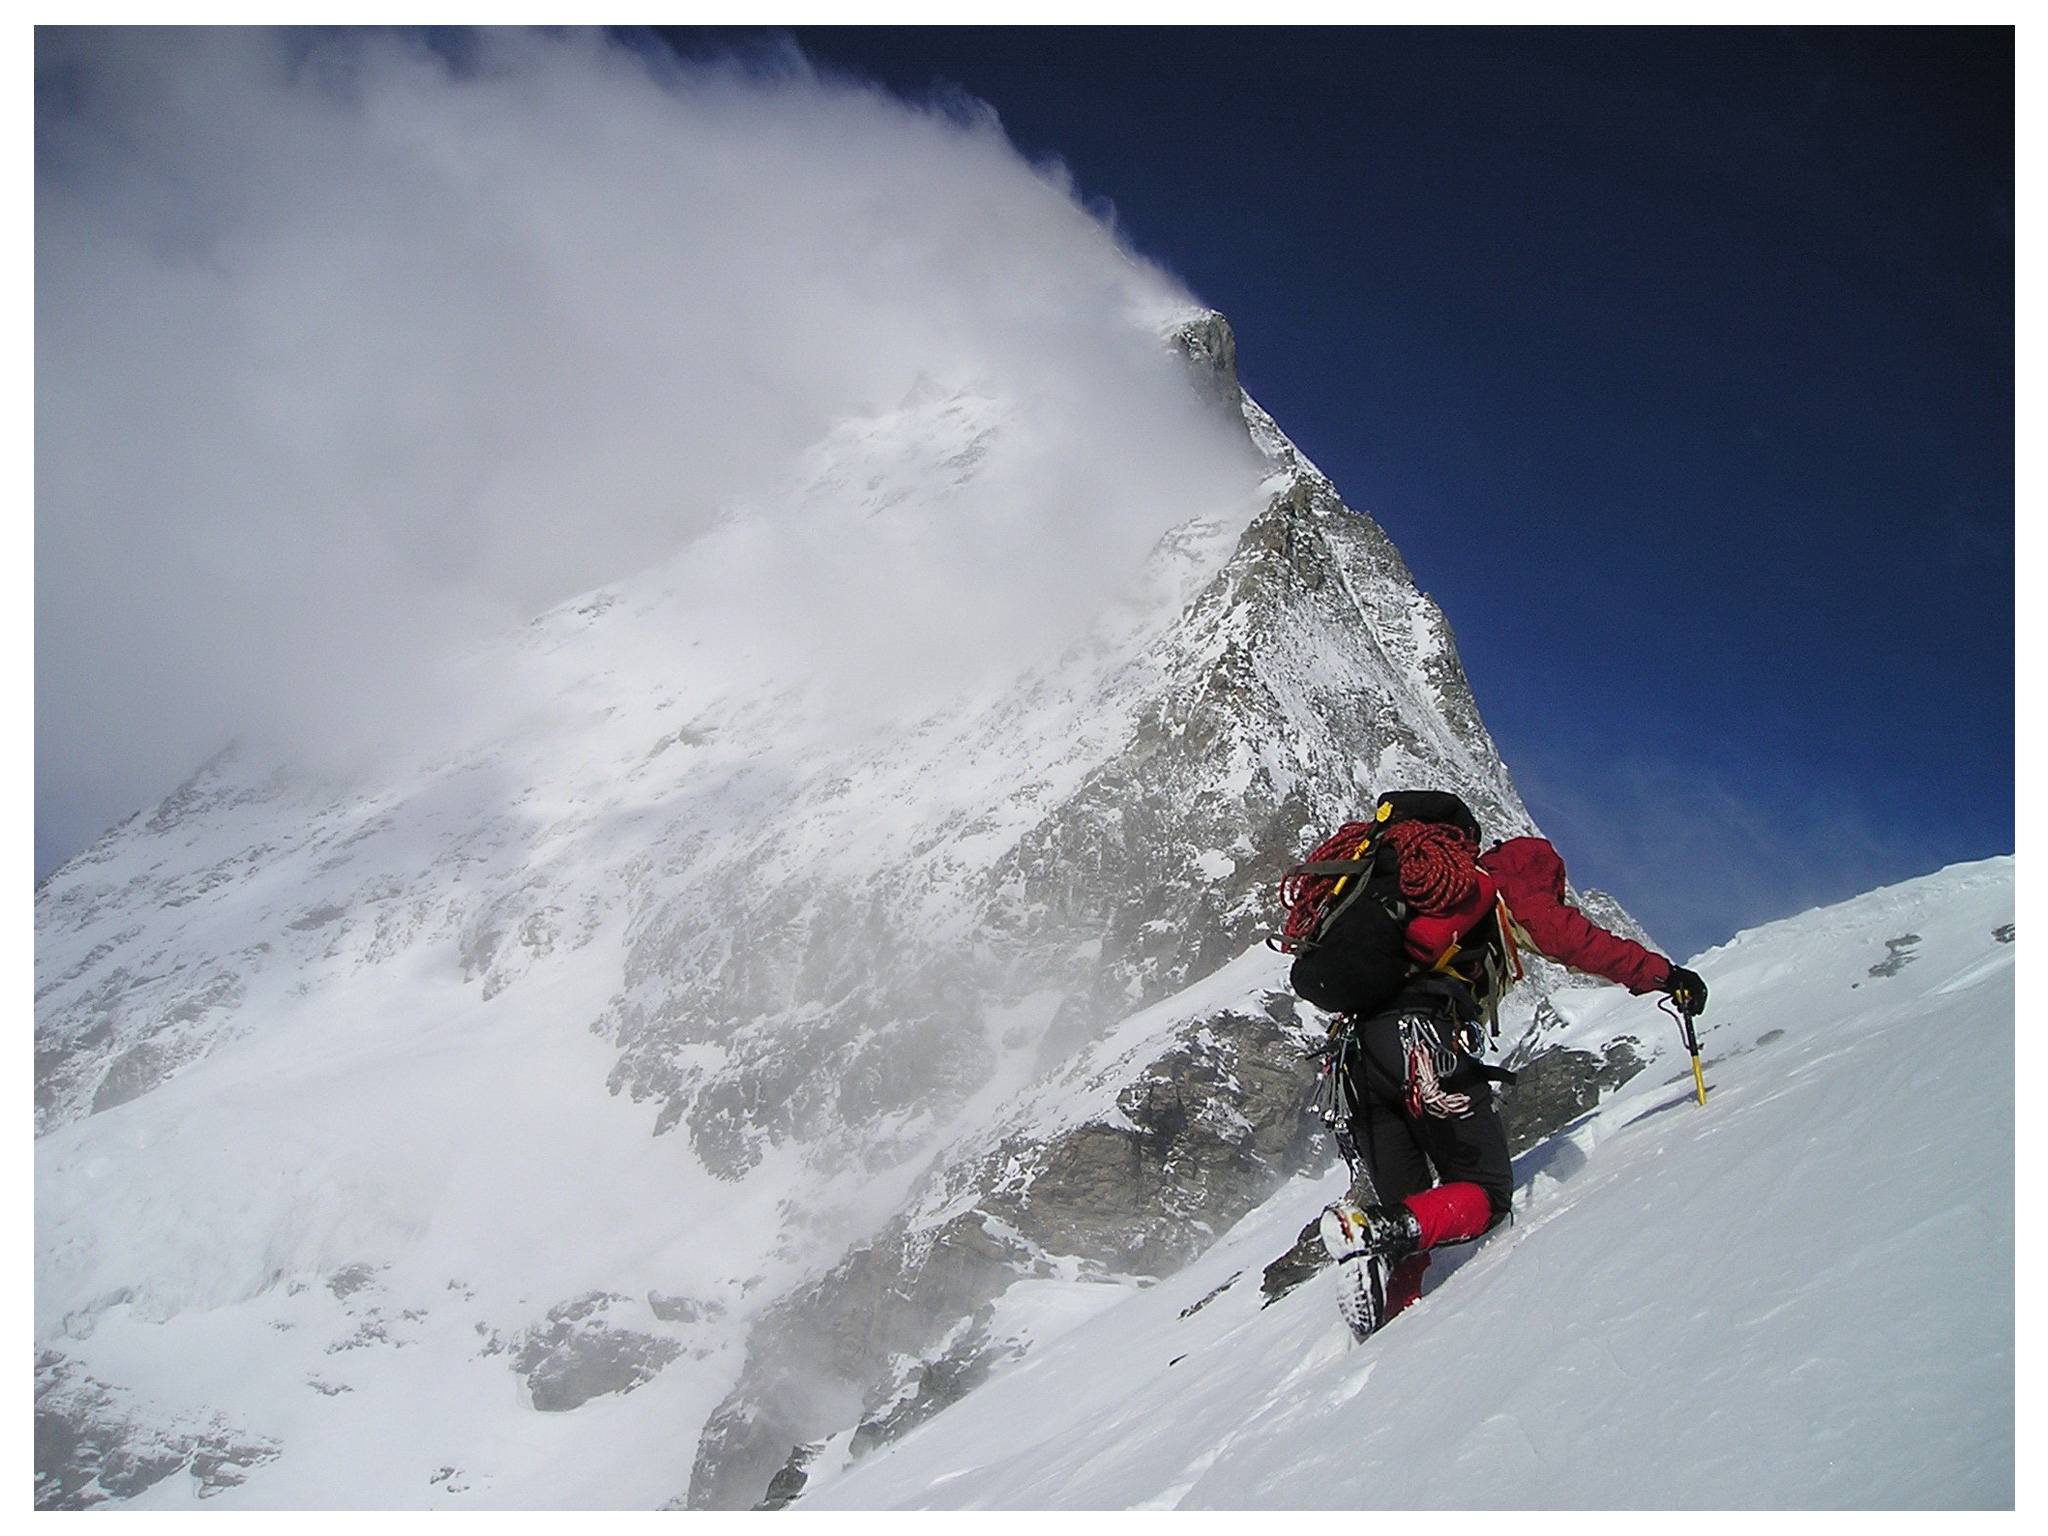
[39, 311, 1647, 1510]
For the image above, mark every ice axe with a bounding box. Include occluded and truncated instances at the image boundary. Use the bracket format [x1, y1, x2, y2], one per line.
[1660, 996, 1708, 1107]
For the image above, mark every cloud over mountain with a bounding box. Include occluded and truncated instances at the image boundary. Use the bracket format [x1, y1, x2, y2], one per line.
[36, 27, 1254, 873]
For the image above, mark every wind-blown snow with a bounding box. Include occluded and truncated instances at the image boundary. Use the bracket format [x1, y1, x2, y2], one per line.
[35, 27, 1253, 874]
[803, 858, 2015, 1509]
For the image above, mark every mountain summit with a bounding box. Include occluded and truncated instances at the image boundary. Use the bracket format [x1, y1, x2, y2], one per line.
[39, 312, 1656, 1510]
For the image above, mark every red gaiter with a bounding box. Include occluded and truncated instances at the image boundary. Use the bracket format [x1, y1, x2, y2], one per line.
[1402, 1182, 1494, 1250]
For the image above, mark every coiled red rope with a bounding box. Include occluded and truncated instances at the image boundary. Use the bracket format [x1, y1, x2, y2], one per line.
[1273, 820, 1376, 953]
[1381, 819, 1481, 916]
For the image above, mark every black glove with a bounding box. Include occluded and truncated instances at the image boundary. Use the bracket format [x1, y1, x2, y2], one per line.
[1661, 964, 1708, 1016]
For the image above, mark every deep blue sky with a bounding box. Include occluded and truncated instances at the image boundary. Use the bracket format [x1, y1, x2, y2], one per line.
[652, 25, 2014, 961]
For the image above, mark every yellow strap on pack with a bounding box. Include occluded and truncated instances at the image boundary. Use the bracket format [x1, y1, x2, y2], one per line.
[1329, 828, 1375, 901]
[1335, 803, 1393, 902]
[1496, 893, 1526, 982]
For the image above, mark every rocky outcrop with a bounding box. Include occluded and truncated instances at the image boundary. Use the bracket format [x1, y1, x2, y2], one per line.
[1168, 311, 1250, 439]
[687, 994, 1330, 1508]
[1498, 1037, 1648, 1149]
[507, 1293, 684, 1412]
[979, 1005, 1325, 1274]
[35, 1352, 280, 1510]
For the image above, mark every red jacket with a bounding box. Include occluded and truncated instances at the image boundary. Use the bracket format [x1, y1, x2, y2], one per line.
[1479, 836, 1671, 994]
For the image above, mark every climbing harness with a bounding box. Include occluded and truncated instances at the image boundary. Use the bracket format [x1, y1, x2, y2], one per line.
[1400, 1013, 1474, 1120]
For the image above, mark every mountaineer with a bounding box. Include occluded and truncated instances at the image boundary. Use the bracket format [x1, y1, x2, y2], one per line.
[1273, 790, 1708, 1339]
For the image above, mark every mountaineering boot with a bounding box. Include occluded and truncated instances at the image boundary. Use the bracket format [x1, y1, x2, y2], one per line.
[1318, 1200, 1423, 1342]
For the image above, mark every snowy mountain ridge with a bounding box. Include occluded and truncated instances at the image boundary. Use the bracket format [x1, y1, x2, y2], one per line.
[40, 310, 1662, 1509]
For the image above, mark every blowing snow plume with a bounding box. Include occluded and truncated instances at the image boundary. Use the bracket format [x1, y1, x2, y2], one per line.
[35, 26, 1260, 875]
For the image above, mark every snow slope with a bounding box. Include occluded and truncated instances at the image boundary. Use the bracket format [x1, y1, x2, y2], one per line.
[803, 857, 2016, 1509]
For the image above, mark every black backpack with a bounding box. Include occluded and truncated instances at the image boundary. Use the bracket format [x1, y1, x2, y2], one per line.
[1273, 791, 1486, 1019]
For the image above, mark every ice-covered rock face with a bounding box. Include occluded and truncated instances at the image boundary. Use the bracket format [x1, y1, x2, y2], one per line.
[35, 312, 1647, 1510]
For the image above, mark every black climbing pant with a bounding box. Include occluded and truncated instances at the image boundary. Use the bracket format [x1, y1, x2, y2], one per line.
[1340, 1005, 1515, 1228]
